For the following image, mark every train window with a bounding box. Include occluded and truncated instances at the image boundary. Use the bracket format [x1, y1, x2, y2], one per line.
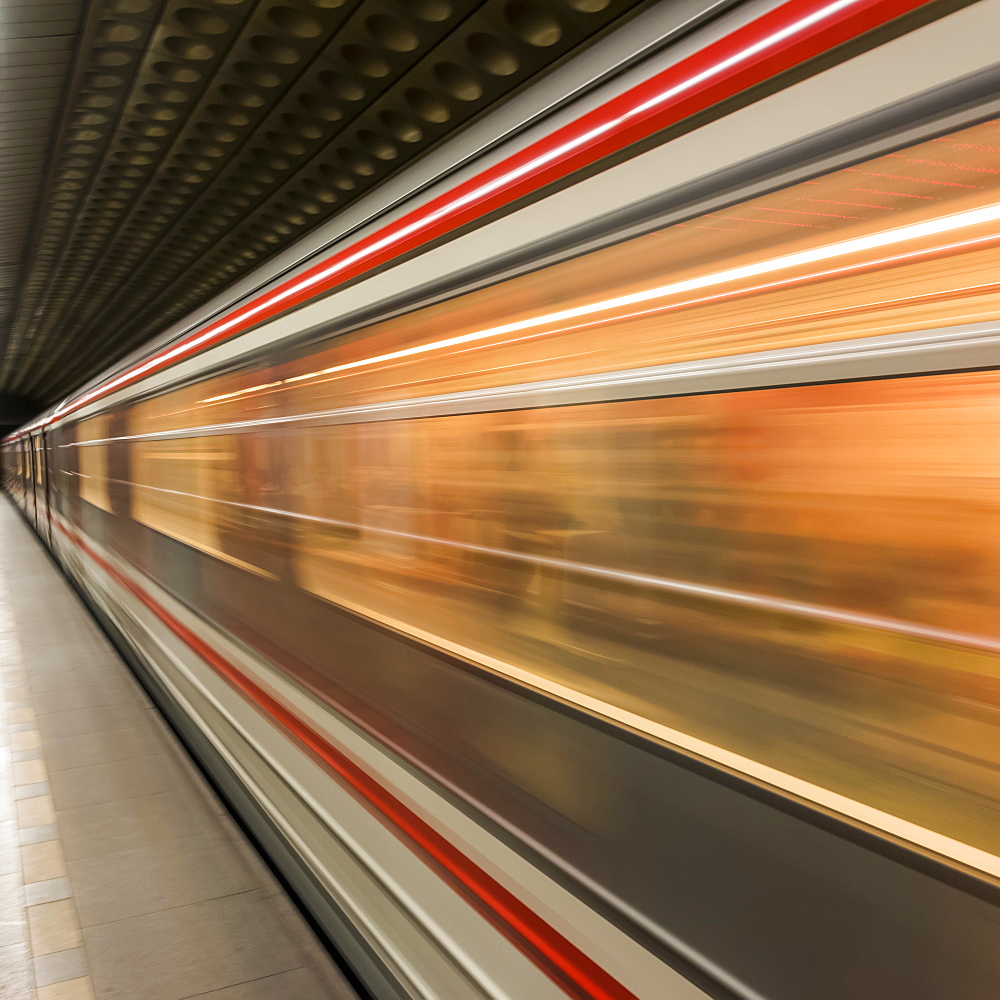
[76, 416, 113, 512]
[34, 438, 45, 494]
[52, 425, 76, 510]
[281, 372, 1000, 853]
[129, 376, 280, 577]
[131, 430, 232, 559]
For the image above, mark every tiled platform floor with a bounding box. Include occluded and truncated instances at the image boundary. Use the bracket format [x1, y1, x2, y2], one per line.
[0, 500, 357, 1000]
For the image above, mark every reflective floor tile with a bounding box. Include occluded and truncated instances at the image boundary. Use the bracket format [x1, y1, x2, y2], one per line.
[68, 832, 258, 927]
[27, 899, 82, 957]
[21, 840, 68, 884]
[84, 891, 305, 1000]
[34, 946, 87, 987]
[37, 977, 96, 1000]
[178, 965, 357, 1000]
[47, 754, 185, 811]
[15, 794, 55, 828]
[55, 787, 219, 862]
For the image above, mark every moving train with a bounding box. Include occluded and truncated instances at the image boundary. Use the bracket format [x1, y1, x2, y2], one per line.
[4, 1, 999, 997]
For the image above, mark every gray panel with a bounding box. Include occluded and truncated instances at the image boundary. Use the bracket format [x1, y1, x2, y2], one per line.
[66, 832, 259, 926]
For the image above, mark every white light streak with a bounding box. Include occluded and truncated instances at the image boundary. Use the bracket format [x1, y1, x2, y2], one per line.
[61, 0, 866, 417]
[109, 476, 1000, 654]
[280, 202, 1000, 385]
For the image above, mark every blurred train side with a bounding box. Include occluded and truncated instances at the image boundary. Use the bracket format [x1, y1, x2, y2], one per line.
[4, 3, 1000, 999]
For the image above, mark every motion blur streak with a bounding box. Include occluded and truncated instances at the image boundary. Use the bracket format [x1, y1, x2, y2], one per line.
[77, 474, 1000, 656]
[275, 201, 1000, 387]
[48, 0, 930, 424]
[48, 116, 998, 866]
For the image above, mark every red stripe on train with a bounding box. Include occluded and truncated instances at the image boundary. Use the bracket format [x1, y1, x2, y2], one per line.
[52, 0, 931, 426]
[55, 519, 643, 1000]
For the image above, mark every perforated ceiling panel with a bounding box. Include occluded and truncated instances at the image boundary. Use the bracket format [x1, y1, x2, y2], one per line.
[0, 0, 651, 412]
[0, 0, 87, 423]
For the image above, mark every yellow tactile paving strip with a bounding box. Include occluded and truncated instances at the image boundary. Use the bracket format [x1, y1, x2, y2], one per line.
[1, 579, 95, 1000]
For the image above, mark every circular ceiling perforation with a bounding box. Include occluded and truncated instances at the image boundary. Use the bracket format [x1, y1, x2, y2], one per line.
[0, 0, 652, 406]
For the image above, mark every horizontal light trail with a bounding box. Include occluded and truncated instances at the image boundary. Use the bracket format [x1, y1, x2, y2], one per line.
[56, 511, 1000, 881]
[263, 202, 1000, 387]
[195, 213, 1000, 407]
[101, 476, 1000, 654]
[6, 0, 933, 438]
[63, 322, 1000, 445]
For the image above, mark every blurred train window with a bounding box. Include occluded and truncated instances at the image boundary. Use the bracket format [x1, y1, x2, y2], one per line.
[50, 426, 74, 513]
[34, 438, 45, 498]
[282, 372, 1000, 851]
[287, 373, 999, 634]
[129, 376, 281, 578]
[131, 419, 231, 561]
[76, 416, 112, 513]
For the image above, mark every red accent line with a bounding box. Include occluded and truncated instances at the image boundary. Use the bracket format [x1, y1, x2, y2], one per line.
[54, 518, 642, 1000]
[41, 0, 931, 429]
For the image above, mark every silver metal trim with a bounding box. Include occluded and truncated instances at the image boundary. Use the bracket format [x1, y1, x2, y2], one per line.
[67, 323, 1000, 446]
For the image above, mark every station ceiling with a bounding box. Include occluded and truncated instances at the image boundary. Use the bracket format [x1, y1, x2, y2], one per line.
[0, 0, 649, 419]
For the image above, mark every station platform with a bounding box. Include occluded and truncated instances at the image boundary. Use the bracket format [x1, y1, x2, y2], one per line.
[0, 499, 357, 1000]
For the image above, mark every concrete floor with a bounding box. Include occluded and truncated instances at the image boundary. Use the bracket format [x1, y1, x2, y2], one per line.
[0, 498, 357, 1000]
